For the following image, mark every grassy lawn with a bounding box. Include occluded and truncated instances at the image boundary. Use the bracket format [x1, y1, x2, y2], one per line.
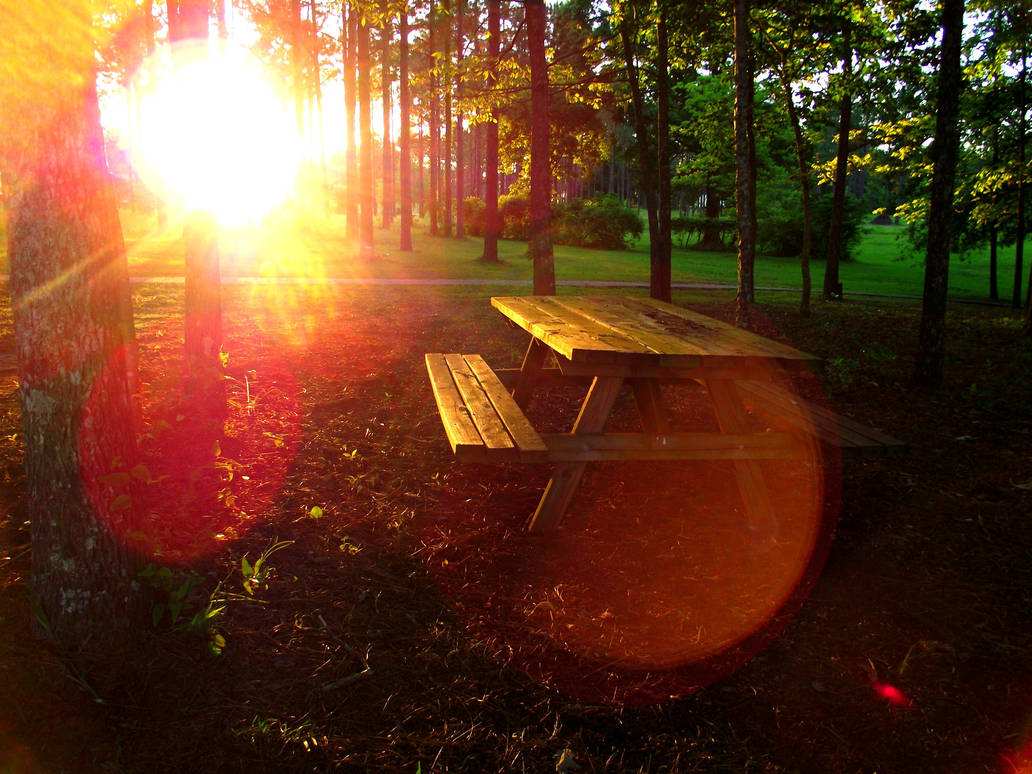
[2, 208, 1029, 302]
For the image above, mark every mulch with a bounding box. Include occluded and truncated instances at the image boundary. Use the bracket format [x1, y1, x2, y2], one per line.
[1, 282, 1030, 773]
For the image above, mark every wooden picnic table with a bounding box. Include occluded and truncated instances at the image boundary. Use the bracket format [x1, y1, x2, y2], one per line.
[426, 295, 902, 533]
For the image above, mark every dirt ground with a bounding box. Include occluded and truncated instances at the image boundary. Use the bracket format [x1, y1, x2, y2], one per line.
[1, 282, 1030, 773]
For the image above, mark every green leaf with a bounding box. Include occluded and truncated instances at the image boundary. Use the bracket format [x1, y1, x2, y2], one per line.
[152, 604, 166, 627]
[130, 464, 153, 483]
[241, 555, 253, 578]
[110, 493, 132, 512]
[309, 505, 324, 519]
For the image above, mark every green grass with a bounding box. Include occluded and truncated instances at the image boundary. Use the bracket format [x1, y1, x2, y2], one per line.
[2, 208, 1029, 303]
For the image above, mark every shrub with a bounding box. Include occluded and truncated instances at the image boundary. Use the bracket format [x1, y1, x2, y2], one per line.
[756, 188, 867, 261]
[551, 194, 644, 250]
[498, 194, 531, 240]
[462, 196, 486, 236]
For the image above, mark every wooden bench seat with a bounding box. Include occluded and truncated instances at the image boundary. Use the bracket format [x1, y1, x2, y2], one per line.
[736, 380, 906, 458]
[425, 353, 549, 463]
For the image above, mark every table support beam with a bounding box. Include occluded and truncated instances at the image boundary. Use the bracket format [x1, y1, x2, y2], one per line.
[512, 338, 551, 410]
[705, 379, 779, 540]
[528, 375, 623, 533]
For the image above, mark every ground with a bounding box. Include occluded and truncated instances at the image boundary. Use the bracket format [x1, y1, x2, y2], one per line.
[0, 282, 1030, 773]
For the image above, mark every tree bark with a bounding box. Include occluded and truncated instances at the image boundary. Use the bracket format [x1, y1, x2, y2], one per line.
[913, 0, 965, 389]
[654, 6, 672, 302]
[824, 16, 852, 301]
[343, 3, 359, 236]
[619, 5, 659, 274]
[380, 6, 394, 229]
[455, 0, 465, 238]
[3, 14, 143, 652]
[429, 13, 441, 236]
[169, 0, 225, 411]
[443, 0, 453, 237]
[481, 0, 502, 262]
[525, 0, 556, 294]
[734, 0, 757, 322]
[399, 7, 413, 251]
[358, 15, 376, 258]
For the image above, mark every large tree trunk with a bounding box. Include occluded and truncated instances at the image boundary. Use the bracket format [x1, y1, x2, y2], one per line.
[619, 6, 659, 274]
[824, 16, 852, 301]
[380, 5, 394, 229]
[358, 15, 376, 259]
[169, 0, 224, 415]
[442, 0, 453, 237]
[455, 0, 465, 239]
[913, 0, 965, 389]
[3, 14, 143, 652]
[654, 6, 672, 302]
[481, 0, 502, 262]
[399, 7, 413, 251]
[526, 0, 555, 294]
[733, 0, 757, 322]
[343, 3, 359, 236]
[771, 45, 814, 316]
[429, 14, 441, 236]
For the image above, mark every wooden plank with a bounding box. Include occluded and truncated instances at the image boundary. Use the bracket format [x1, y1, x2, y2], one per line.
[542, 431, 803, 462]
[627, 296, 822, 367]
[736, 380, 906, 455]
[464, 354, 548, 460]
[425, 353, 485, 455]
[528, 375, 624, 533]
[491, 296, 648, 363]
[630, 378, 669, 433]
[443, 354, 514, 452]
[550, 296, 708, 358]
[512, 338, 551, 409]
[705, 378, 780, 536]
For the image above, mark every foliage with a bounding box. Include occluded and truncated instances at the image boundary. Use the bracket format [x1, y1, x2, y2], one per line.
[498, 194, 531, 240]
[551, 194, 643, 249]
[758, 188, 868, 262]
[462, 196, 486, 237]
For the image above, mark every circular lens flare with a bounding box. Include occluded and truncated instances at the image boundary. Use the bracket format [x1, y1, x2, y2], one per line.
[133, 42, 301, 226]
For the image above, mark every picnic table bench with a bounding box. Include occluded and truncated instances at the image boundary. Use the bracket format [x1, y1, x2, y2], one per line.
[426, 295, 904, 532]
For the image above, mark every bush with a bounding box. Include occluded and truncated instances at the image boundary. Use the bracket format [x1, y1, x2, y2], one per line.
[462, 196, 486, 236]
[756, 188, 867, 261]
[498, 194, 531, 240]
[551, 194, 644, 250]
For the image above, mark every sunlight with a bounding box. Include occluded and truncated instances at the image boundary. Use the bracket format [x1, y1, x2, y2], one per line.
[133, 43, 302, 226]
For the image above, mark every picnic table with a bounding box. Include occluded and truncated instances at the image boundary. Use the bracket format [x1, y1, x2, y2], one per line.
[426, 295, 903, 533]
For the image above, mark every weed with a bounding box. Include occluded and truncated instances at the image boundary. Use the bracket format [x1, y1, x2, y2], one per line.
[241, 539, 294, 597]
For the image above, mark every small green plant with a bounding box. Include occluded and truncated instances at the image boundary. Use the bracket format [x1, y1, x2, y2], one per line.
[241, 539, 294, 596]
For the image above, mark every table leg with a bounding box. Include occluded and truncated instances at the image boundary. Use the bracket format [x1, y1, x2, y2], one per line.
[512, 338, 551, 410]
[630, 378, 669, 433]
[705, 379, 779, 540]
[528, 375, 624, 533]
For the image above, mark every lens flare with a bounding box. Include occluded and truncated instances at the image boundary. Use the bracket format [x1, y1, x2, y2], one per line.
[132, 42, 301, 226]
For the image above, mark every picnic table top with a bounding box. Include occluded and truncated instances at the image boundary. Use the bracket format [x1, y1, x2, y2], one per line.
[490, 295, 821, 370]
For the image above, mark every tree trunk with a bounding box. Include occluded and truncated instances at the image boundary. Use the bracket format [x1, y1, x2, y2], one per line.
[169, 0, 224, 410]
[619, 6, 659, 274]
[773, 47, 813, 316]
[913, 0, 965, 389]
[357, 15, 376, 259]
[399, 8, 413, 251]
[824, 16, 852, 301]
[343, 3, 359, 235]
[3, 21, 143, 652]
[429, 14, 441, 236]
[380, 6, 394, 229]
[733, 0, 757, 322]
[654, 6, 672, 302]
[525, 0, 555, 294]
[455, 0, 465, 238]
[442, 0, 453, 237]
[481, 0, 502, 262]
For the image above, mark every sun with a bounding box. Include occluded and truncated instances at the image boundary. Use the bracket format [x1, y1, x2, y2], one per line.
[133, 43, 302, 226]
